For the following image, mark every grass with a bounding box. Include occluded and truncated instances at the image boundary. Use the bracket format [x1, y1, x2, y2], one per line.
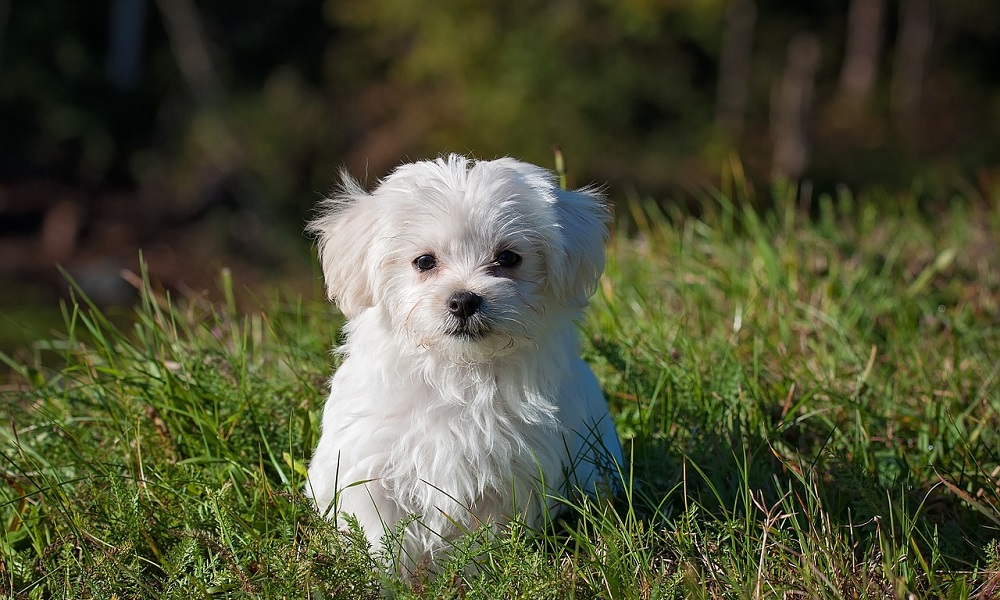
[2, 173, 999, 598]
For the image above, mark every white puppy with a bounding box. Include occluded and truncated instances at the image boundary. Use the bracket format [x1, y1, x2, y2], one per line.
[306, 154, 622, 572]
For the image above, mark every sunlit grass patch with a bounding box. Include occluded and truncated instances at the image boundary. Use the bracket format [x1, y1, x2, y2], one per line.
[2, 178, 998, 597]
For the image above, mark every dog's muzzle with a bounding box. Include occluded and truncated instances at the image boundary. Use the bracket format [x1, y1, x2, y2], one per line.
[446, 291, 490, 338]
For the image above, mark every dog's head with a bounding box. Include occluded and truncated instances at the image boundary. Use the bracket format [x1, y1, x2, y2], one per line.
[309, 155, 609, 361]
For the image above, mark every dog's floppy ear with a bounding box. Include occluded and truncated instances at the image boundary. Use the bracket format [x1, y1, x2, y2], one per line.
[546, 185, 610, 308]
[499, 158, 610, 308]
[308, 173, 381, 318]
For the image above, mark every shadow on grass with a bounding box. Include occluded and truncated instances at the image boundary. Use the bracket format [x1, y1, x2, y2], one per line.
[590, 333, 997, 576]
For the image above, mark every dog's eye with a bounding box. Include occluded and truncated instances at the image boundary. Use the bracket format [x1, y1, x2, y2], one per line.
[495, 250, 522, 268]
[414, 254, 437, 271]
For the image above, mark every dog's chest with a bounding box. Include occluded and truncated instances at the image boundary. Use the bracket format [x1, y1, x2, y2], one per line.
[376, 379, 564, 510]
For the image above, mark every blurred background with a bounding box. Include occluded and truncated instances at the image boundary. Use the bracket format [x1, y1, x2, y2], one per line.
[1, 0, 999, 351]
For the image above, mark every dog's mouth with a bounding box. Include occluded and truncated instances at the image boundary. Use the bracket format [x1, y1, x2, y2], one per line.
[445, 318, 491, 340]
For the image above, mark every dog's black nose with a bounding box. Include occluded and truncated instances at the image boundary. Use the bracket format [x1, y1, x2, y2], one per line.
[447, 291, 482, 320]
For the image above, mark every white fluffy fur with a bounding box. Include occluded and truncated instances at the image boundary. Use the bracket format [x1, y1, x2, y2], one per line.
[305, 154, 622, 572]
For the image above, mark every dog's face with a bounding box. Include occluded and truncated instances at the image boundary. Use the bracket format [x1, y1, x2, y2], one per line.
[310, 155, 608, 362]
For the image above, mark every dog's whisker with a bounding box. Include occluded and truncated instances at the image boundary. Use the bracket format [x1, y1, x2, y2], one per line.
[510, 288, 543, 319]
[402, 298, 423, 331]
[492, 314, 529, 337]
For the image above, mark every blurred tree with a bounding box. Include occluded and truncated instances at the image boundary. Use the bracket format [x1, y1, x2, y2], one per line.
[770, 33, 820, 181]
[0, 0, 9, 65]
[716, 0, 756, 136]
[892, 0, 932, 136]
[1, 0, 1000, 212]
[106, 0, 149, 91]
[837, 0, 884, 109]
[325, 0, 726, 188]
[155, 0, 223, 107]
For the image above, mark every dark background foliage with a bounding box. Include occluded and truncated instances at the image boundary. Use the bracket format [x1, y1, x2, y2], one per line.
[1, 0, 998, 347]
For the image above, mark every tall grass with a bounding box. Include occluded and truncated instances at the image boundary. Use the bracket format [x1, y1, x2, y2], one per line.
[2, 177, 998, 598]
